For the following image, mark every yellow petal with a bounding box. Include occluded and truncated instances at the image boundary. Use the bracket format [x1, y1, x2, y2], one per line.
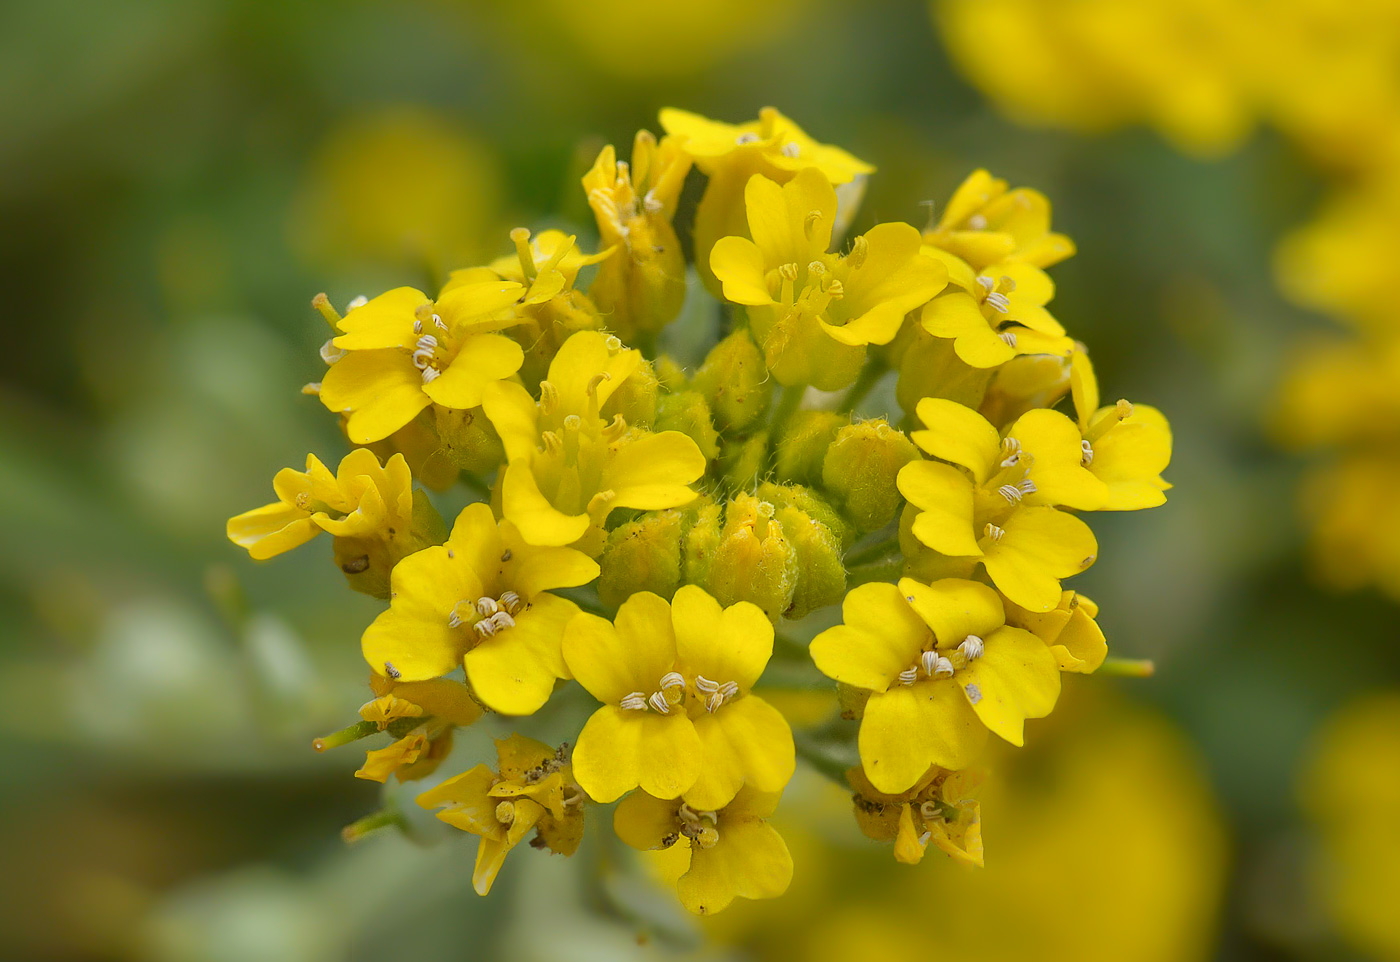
[547, 330, 641, 417]
[686, 696, 795, 811]
[1071, 349, 1100, 432]
[572, 706, 699, 803]
[960, 625, 1061, 746]
[1090, 416, 1172, 510]
[809, 582, 929, 692]
[501, 461, 591, 547]
[333, 287, 430, 351]
[226, 503, 318, 560]
[920, 293, 1014, 369]
[604, 431, 705, 511]
[422, 334, 524, 409]
[747, 168, 835, 266]
[711, 236, 774, 306]
[893, 804, 928, 865]
[472, 799, 544, 895]
[387, 678, 482, 727]
[465, 594, 578, 716]
[672, 585, 771, 690]
[859, 682, 986, 794]
[563, 592, 677, 703]
[678, 817, 792, 915]
[1010, 408, 1108, 510]
[898, 577, 1005, 645]
[499, 520, 600, 599]
[910, 398, 1002, 483]
[897, 461, 982, 557]
[434, 279, 525, 332]
[981, 507, 1097, 612]
[481, 381, 540, 463]
[614, 790, 682, 850]
[319, 349, 431, 443]
[361, 546, 482, 681]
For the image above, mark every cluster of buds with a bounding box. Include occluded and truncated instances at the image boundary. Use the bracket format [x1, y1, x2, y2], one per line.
[229, 106, 1171, 913]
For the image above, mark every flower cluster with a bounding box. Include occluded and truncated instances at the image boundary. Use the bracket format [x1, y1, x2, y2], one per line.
[229, 107, 1171, 913]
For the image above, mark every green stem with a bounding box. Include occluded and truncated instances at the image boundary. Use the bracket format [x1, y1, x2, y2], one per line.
[793, 729, 857, 786]
[1098, 657, 1156, 678]
[838, 360, 886, 415]
[768, 384, 806, 441]
[312, 719, 379, 752]
[843, 534, 900, 568]
[846, 557, 904, 586]
[342, 809, 406, 843]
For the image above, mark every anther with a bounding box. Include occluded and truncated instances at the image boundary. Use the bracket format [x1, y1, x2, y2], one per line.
[959, 635, 985, 660]
[848, 235, 869, 270]
[620, 692, 648, 711]
[984, 522, 1006, 542]
[977, 275, 995, 294]
[1000, 331, 1018, 348]
[476, 597, 500, 617]
[782, 142, 801, 158]
[985, 291, 1011, 313]
[1081, 439, 1095, 466]
[488, 611, 516, 633]
[643, 189, 663, 214]
[413, 318, 423, 335]
[421, 368, 441, 383]
[432, 313, 447, 333]
[967, 214, 988, 230]
[919, 800, 941, 821]
[803, 212, 823, 242]
[647, 691, 672, 714]
[499, 590, 523, 614]
[320, 340, 345, 365]
[735, 132, 760, 145]
[347, 295, 369, 311]
[1116, 398, 1134, 420]
[660, 671, 685, 692]
[1000, 436, 1021, 467]
[999, 483, 1023, 503]
[898, 667, 919, 686]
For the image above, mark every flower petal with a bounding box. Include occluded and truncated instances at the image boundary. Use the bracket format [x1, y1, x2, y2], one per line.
[910, 398, 1002, 483]
[859, 682, 986, 793]
[572, 707, 699, 803]
[563, 592, 677, 704]
[1010, 408, 1107, 510]
[678, 817, 792, 915]
[711, 237, 774, 306]
[333, 287, 430, 351]
[227, 503, 318, 559]
[961, 625, 1061, 746]
[899, 577, 1006, 646]
[747, 168, 834, 266]
[614, 790, 682, 850]
[320, 349, 431, 443]
[897, 461, 982, 557]
[481, 381, 540, 463]
[501, 461, 591, 547]
[603, 431, 706, 511]
[809, 582, 929, 692]
[422, 334, 524, 409]
[361, 546, 482, 681]
[685, 695, 795, 810]
[672, 585, 772, 691]
[981, 506, 1098, 612]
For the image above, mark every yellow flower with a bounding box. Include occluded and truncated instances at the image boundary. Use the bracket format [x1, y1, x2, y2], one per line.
[446, 228, 612, 388]
[565, 586, 795, 806]
[319, 281, 526, 443]
[848, 764, 984, 867]
[583, 131, 693, 341]
[670, 585, 795, 810]
[483, 330, 706, 555]
[1068, 350, 1174, 510]
[417, 735, 585, 895]
[919, 257, 1073, 369]
[897, 397, 1098, 611]
[360, 502, 598, 715]
[710, 168, 945, 389]
[614, 785, 793, 914]
[660, 106, 875, 292]
[227, 449, 442, 597]
[810, 578, 1060, 794]
[923, 168, 1075, 270]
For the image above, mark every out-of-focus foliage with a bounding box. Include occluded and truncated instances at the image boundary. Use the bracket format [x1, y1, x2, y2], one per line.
[4, 0, 1398, 959]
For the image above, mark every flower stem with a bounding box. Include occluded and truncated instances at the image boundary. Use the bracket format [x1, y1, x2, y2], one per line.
[342, 809, 406, 843]
[1098, 657, 1156, 677]
[846, 557, 904, 586]
[838, 360, 886, 415]
[768, 383, 806, 440]
[312, 719, 379, 752]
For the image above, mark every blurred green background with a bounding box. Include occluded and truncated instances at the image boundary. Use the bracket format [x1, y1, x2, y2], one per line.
[4, 0, 1396, 959]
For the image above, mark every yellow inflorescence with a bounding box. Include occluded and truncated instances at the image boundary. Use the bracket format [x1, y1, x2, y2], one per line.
[229, 107, 1172, 914]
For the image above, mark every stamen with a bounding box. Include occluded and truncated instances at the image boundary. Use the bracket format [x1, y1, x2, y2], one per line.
[421, 367, 441, 383]
[1000, 436, 1021, 467]
[643, 189, 663, 214]
[919, 800, 941, 821]
[967, 213, 988, 229]
[660, 671, 685, 692]
[782, 142, 801, 158]
[488, 611, 516, 633]
[319, 339, 345, 364]
[432, 313, 447, 333]
[347, 295, 369, 311]
[959, 635, 984, 660]
[476, 597, 500, 617]
[1000, 331, 1018, 347]
[898, 667, 919, 686]
[538, 381, 558, 413]
[778, 263, 800, 281]
[413, 318, 423, 335]
[499, 590, 523, 614]
[999, 483, 1023, 503]
[1017, 478, 1037, 496]
[985, 291, 1011, 313]
[620, 692, 648, 711]
[735, 132, 760, 145]
[647, 691, 672, 714]
[803, 212, 823, 242]
[1081, 439, 1095, 466]
[976, 275, 995, 294]
[984, 522, 1005, 542]
[848, 235, 869, 270]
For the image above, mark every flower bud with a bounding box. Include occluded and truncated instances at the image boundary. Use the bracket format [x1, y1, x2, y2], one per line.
[980, 354, 1072, 428]
[774, 410, 848, 486]
[693, 329, 772, 432]
[654, 390, 720, 462]
[597, 509, 685, 608]
[895, 327, 993, 414]
[601, 356, 659, 428]
[756, 482, 849, 618]
[719, 431, 770, 492]
[706, 493, 798, 621]
[434, 405, 505, 475]
[822, 419, 920, 532]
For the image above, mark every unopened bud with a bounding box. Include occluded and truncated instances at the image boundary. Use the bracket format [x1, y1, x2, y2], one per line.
[693, 329, 772, 431]
[774, 410, 848, 486]
[654, 391, 720, 461]
[822, 419, 920, 532]
[895, 328, 993, 414]
[332, 490, 445, 600]
[598, 510, 684, 608]
[981, 354, 1072, 426]
[681, 500, 723, 588]
[601, 357, 659, 428]
[719, 431, 770, 492]
[435, 405, 506, 475]
[705, 492, 797, 622]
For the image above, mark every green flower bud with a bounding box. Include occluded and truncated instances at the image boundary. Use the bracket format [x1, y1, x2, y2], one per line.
[597, 510, 684, 608]
[654, 390, 720, 462]
[334, 490, 446, 599]
[693, 329, 772, 432]
[756, 481, 853, 550]
[707, 492, 797, 622]
[896, 327, 992, 414]
[719, 430, 769, 492]
[774, 410, 848, 486]
[654, 354, 690, 392]
[821, 419, 920, 532]
[434, 405, 505, 475]
[682, 499, 723, 588]
[602, 356, 659, 428]
[756, 482, 848, 618]
[980, 353, 1071, 428]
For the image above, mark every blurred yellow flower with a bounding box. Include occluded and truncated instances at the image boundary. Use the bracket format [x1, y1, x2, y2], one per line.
[923, 168, 1075, 270]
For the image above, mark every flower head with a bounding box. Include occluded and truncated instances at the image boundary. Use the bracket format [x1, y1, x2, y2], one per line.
[711, 168, 945, 389]
[360, 502, 598, 715]
[848, 763, 984, 866]
[614, 785, 793, 915]
[919, 258, 1072, 369]
[923, 168, 1075, 270]
[810, 579, 1060, 793]
[319, 281, 526, 443]
[484, 330, 706, 555]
